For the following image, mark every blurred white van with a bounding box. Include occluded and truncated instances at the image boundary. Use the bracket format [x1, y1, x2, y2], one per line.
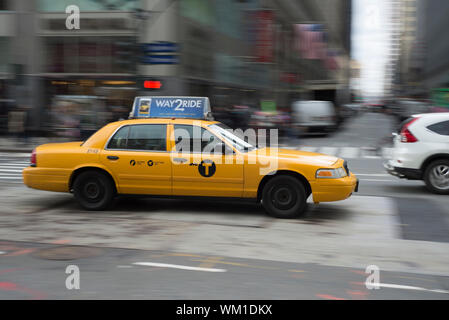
[291, 100, 337, 135]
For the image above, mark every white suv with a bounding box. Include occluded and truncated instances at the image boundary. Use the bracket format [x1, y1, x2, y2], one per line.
[384, 113, 449, 194]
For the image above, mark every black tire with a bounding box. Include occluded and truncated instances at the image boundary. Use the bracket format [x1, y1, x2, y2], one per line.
[261, 175, 308, 218]
[423, 159, 449, 195]
[73, 170, 115, 210]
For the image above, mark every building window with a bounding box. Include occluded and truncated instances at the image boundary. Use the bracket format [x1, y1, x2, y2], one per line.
[0, 0, 8, 11]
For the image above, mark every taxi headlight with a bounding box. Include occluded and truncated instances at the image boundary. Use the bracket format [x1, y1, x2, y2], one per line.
[316, 167, 347, 179]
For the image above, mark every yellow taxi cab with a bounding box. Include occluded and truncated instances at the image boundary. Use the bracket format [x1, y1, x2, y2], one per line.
[23, 96, 358, 218]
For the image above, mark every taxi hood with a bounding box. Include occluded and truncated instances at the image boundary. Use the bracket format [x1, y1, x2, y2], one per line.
[250, 147, 339, 167]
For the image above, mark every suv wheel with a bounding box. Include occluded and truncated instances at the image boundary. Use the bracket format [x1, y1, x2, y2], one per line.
[262, 175, 308, 218]
[424, 159, 449, 194]
[73, 171, 115, 210]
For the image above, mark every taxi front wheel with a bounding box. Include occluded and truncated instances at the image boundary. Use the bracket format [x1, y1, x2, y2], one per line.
[73, 171, 115, 210]
[262, 175, 307, 218]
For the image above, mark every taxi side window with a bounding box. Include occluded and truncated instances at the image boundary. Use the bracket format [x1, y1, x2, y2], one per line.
[174, 125, 219, 153]
[107, 124, 167, 151]
[128, 124, 167, 151]
[107, 126, 129, 149]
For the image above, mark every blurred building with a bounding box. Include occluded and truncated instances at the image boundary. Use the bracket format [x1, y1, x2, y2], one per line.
[0, 0, 15, 133]
[391, 0, 449, 107]
[0, 0, 352, 135]
[142, 0, 352, 111]
[413, 0, 449, 103]
[386, 0, 419, 97]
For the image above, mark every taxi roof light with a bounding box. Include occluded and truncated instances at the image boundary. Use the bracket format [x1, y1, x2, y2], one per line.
[129, 96, 213, 120]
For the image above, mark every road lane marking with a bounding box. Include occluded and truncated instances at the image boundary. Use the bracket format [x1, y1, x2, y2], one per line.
[318, 147, 338, 155]
[0, 251, 5, 255]
[299, 146, 317, 152]
[354, 174, 390, 177]
[0, 153, 31, 157]
[149, 253, 204, 258]
[339, 147, 359, 159]
[0, 164, 28, 167]
[198, 256, 224, 269]
[190, 259, 279, 270]
[133, 262, 227, 272]
[372, 283, 449, 294]
[362, 179, 396, 182]
[316, 294, 346, 300]
[0, 169, 22, 172]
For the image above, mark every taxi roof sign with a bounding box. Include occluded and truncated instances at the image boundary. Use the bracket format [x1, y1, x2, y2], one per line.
[129, 96, 213, 120]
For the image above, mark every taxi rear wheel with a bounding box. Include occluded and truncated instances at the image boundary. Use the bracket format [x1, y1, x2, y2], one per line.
[262, 175, 307, 218]
[73, 171, 115, 210]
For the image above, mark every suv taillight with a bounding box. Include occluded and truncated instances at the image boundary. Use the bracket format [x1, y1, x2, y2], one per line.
[400, 117, 419, 143]
[30, 148, 36, 166]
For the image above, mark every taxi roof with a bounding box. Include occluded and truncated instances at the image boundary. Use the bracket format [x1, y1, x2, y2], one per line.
[111, 118, 220, 127]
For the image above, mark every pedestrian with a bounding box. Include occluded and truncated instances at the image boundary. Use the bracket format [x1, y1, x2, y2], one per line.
[8, 106, 26, 143]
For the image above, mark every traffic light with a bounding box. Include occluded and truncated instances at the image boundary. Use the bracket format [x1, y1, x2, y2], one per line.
[139, 78, 163, 91]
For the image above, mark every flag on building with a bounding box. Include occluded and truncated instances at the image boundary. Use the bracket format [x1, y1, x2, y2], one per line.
[325, 49, 339, 70]
[294, 24, 327, 60]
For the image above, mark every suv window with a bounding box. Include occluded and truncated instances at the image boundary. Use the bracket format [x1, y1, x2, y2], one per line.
[427, 120, 449, 136]
[174, 125, 221, 153]
[107, 124, 167, 151]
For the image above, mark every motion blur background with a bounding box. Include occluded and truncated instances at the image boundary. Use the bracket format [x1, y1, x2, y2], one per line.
[0, 0, 447, 141]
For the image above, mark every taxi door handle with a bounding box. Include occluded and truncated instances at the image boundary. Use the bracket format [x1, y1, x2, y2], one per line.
[173, 157, 187, 163]
[107, 156, 119, 160]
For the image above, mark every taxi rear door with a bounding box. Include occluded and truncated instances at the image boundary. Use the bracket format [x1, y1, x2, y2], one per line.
[170, 123, 244, 197]
[100, 123, 172, 195]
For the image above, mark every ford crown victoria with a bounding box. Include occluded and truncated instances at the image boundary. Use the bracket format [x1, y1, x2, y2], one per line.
[23, 96, 358, 218]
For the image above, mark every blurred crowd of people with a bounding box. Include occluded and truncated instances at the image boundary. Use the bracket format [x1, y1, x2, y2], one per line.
[2, 94, 446, 145]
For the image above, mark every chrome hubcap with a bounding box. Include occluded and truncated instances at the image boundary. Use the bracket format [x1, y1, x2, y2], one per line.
[429, 165, 449, 190]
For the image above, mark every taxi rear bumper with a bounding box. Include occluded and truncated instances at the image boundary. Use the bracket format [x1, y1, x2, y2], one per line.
[22, 167, 69, 192]
[311, 173, 358, 203]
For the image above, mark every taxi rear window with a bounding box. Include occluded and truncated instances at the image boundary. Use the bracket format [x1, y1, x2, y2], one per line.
[107, 124, 167, 151]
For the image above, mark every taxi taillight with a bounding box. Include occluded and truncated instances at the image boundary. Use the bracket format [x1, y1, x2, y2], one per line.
[30, 148, 36, 167]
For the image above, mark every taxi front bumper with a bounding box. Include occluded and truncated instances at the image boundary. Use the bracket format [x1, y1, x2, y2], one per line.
[311, 173, 358, 203]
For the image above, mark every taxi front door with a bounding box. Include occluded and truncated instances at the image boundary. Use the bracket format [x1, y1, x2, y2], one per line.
[100, 123, 172, 195]
[170, 124, 244, 197]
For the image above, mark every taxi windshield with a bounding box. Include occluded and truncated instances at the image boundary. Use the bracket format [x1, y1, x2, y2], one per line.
[209, 123, 257, 153]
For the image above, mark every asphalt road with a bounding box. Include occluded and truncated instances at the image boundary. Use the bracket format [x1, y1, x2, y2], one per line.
[0, 112, 448, 300]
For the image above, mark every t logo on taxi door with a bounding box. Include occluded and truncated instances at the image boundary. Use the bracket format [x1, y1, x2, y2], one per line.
[198, 160, 216, 177]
